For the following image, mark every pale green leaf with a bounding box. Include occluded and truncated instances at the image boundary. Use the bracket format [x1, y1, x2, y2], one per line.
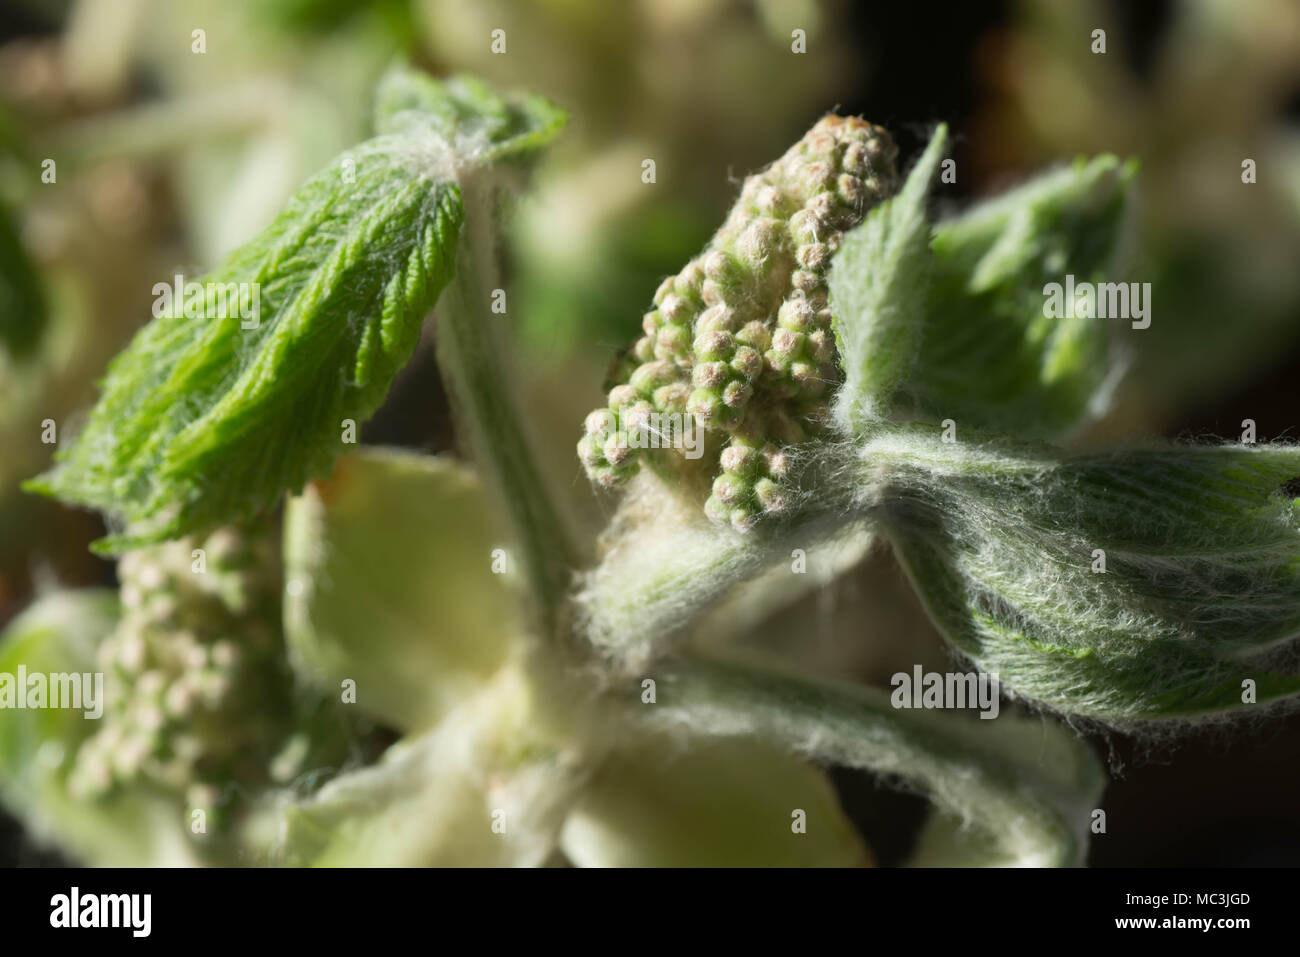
[254, 664, 582, 866]
[560, 732, 870, 867]
[283, 448, 518, 732]
[832, 151, 1135, 441]
[374, 66, 566, 163]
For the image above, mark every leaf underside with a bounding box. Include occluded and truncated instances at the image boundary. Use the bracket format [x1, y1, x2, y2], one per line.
[872, 429, 1300, 721]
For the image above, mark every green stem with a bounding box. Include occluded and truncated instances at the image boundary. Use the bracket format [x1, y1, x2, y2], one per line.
[434, 172, 580, 636]
[573, 423, 1049, 664]
[653, 652, 1105, 866]
[576, 502, 860, 667]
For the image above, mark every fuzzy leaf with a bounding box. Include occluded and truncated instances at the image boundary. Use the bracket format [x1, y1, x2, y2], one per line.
[26, 134, 464, 552]
[374, 66, 566, 163]
[867, 426, 1300, 722]
[0, 590, 199, 865]
[577, 499, 870, 668]
[832, 152, 1136, 440]
[830, 124, 947, 434]
[283, 449, 517, 732]
[902, 156, 1136, 438]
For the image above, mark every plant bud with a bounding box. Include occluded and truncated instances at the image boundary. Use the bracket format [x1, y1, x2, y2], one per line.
[653, 382, 690, 412]
[580, 114, 900, 529]
[694, 330, 735, 362]
[70, 523, 292, 817]
[695, 304, 738, 333]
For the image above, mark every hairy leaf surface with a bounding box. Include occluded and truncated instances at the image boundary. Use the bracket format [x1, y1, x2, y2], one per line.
[869, 427, 1300, 721]
[830, 124, 947, 433]
[27, 136, 463, 551]
[906, 156, 1136, 438]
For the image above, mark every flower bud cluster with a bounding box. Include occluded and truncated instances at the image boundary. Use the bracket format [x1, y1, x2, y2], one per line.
[580, 115, 898, 526]
[70, 525, 289, 821]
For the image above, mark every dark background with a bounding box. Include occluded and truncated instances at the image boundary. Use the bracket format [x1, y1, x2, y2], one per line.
[4, 0, 1300, 867]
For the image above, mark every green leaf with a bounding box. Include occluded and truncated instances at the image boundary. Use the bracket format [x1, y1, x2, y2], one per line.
[560, 732, 871, 867]
[0, 200, 45, 358]
[868, 426, 1300, 722]
[903, 156, 1136, 438]
[830, 124, 947, 435]
[0, 590, 199, 865]
[831, 152, 1135, 440]
[283, 448, 518, 732]
[374, 66, 566, 163]
[656, 653, 1104, 866]
[26, 134, 464, 552]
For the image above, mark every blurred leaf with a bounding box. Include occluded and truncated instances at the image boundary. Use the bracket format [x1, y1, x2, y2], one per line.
[560, 733, 870, 867]
[516, 198, 711, 359]
[264, 0, 411, 36]
[283, 448, 517, 732]
[0, 200, 45, 358]
[869, 425, 1300, 721]
[0, 590, 197, 866]
[26, 134, 464, 552]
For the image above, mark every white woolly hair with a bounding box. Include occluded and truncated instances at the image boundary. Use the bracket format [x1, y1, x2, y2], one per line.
[576, 421, 1300, 738]
[572, 452, 868, 675]
[849, 427, 1300, 734]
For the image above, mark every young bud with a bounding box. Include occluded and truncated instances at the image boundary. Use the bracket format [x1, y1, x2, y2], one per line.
[720, 444, 760, 477]
[694, 330, 735, 362]
[736, 321, 772, 352]
[722, 380, 753, 409]
[696, 304, 738, 333]
[580, 113, 901, 530]
[630, 360, 677, 396]
[653, 382, 691, 412]
[655, 324, 691, 360]
[731, 346, 763, 380]
[603, 433, 633, 467]
[687, 360, 723, 389]
[778, 298, 816, 333]
[71, 523, 291, 816]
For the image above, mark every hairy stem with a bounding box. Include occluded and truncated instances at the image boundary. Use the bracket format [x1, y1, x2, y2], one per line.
[652, 652, 1104, 866]
[434, 172, 580, 636]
